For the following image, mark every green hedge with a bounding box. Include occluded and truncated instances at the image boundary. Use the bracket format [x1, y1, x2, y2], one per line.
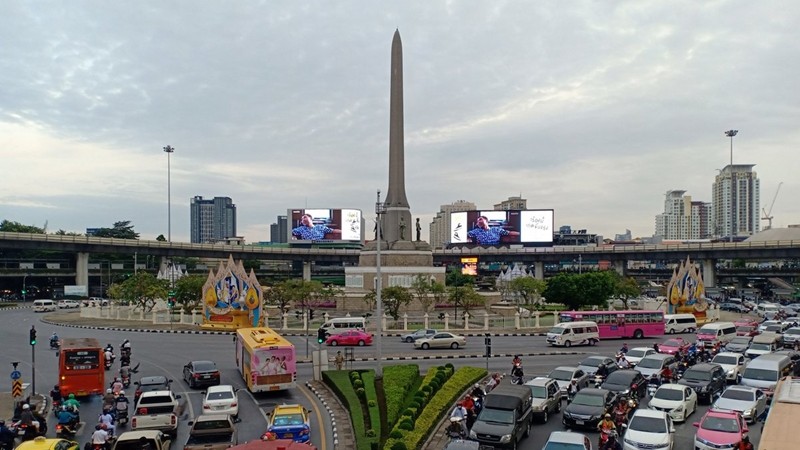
[323, 370, 370, 450]
[383, 365, 420, 426]
[383, 366, 487, 450]
[361, 370, 381, 447]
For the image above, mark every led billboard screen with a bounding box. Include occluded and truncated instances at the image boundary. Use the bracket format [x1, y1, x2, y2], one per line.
[449, 209, 553, 246]
[287, 208, 363, 243]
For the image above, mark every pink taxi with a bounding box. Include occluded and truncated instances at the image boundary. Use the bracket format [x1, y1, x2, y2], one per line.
[693, 410, 748, 450]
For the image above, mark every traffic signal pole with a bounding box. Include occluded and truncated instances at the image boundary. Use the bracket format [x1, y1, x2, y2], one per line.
[29, 326, 36, 395]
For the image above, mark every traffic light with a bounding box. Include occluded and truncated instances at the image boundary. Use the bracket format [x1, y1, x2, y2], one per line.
[167, 291, 176, 309]
[29, 326, 36, 346]
[317, 328, 326, 344]
[308, 309, 315, 321]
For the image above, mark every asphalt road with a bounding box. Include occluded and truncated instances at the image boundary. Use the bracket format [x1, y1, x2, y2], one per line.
[0, 308, 764, 450]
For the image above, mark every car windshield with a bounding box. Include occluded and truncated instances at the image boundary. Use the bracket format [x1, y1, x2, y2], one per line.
[272, 414, 305, 426]
[549, 369, 573, 381]
[580, 357, 604, 367]
[627, 349, 649, 358]
[605, 372, 632, 385]
[721, 389, 754, 401]
[786, 329, 800, 335]
[654, 388, 683, 401]
[743, 368, 778, 382]
[629, 416, 667, 433]
[572, 393, 604, 407]
[750, 343, 772, 351]
[207, 391, 233, 400]
[637, 358, 663, 369]
[477, 408, 514, 424]
[713, 356, 738, 365]
[530, 386, 547, 398]
[736, 326, 754, 333]
[766, 326, 782, 332]
[699, 326, 717, 334]
[683, 369, 712, 381]
[701, 416, 740, 433]
[193, 362, 217, 371]
[543, 443, 585, 450]
[549, 327, 566, 335]
[730, 338, 751, 345]
[663, 340, 683, 347]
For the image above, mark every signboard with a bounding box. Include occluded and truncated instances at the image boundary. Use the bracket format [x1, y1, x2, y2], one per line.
[461, 257, 478, 276]
[287, 208, 363, 243]
[449, 209, 554, 247]
[64, 285, 88, 296]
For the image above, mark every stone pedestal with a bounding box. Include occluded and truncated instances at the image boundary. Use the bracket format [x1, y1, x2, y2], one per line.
[345, 240, 445, 292]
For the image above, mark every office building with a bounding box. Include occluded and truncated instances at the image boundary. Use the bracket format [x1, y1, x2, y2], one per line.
[493, 196, 527, 211]
[712, 165, 760, 238]
[429, 200, 477, 249]
[654, 190, 712, 240]
[269, 215, 288, 243]
[190, 196, 237, 244]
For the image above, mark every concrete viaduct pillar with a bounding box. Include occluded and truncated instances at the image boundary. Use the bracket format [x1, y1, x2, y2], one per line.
[302, 261, 312, 281]
[703, 259, 717, 288]
[533, 262, 544, 280]
[614, 260, 627, 277]
[75, 252, 89, 287]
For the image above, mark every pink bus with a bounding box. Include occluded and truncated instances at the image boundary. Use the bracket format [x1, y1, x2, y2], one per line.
[558, 310, 665, 339]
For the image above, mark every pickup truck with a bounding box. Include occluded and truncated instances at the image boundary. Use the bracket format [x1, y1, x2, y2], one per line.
[184, 414, 237, 450]
[113, 430, 172, 450]
[132, 390, 182, 437]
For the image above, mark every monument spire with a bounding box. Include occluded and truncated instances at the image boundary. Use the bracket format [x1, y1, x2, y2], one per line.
[382, 29, 412, 242]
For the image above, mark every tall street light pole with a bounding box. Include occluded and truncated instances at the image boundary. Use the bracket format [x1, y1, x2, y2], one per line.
[163, 145, 175, 243]
[724, 130, 738, 242]
[375, 190, 386, 379]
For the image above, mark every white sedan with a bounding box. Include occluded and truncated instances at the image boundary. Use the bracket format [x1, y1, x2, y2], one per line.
[624, 347, 657, 367]
[711, 385, 767, 424]
[622, 409, 675, 450]
[202, 384, 239, 418]
[648, 384, 697, 423]
[413, 332, 466, 350]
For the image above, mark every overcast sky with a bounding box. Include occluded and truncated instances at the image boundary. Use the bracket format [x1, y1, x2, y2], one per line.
[2, 1, 799, 243]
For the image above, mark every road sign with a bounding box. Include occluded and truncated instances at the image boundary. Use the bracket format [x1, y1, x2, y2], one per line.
[11, 379, 22, 398]
[10, 370, 21, 380]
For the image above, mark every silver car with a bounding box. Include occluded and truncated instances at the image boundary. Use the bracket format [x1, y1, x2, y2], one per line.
[400, 328, 437, 343]
[711, 385, 767, 423]
[548, 366, 591, 398]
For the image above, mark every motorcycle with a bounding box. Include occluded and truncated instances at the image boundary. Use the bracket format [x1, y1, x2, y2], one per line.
[104, 359, 113, 371]
[647, 382, 658, 398]
[55, 422, 77, 439]
[445, 417, 467, 440]
[121, 376, 130, 389]
[50, 340, 60, 350]
[10, 421, 38, 442]
[594, 374, 605, 388]
[599, 429, 621, 450]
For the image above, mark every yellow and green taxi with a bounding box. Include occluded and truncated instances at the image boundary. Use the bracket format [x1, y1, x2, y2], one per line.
[15, 437, 79, 450]
[261, 404, 311, 443]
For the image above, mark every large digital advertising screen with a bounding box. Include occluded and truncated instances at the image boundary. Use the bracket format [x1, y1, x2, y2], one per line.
[287, 208, 363, 243]
[448, 209, 553, 247]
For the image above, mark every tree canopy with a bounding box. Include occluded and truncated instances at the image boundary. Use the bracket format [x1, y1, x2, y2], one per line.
[107, 272, 167, 312]
[543, 271, 618, 310]
[0, 220, 45, 234]
[93, 221, 140, 239]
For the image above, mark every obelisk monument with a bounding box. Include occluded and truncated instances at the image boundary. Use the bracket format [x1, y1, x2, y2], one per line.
[381, 29, 413, 243]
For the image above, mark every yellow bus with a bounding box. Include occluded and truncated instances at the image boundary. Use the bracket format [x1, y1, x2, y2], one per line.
[759, 376, 800, 450]
[235, 327, 297, 392]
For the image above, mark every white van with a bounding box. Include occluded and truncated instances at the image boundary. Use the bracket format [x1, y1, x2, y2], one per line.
[695, 322, 737, 348]
[664, 314, 698, 334]
[740, 353, 793, 398]
[546, 321, 600, 347]
[755, 303, 781, 318]
[32, 299, 57, 312]
[318, 317, 367, 338]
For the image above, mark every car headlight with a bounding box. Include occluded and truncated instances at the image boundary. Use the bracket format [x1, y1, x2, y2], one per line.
[727, 369, 734, 375]
[743, 408, 753, 416]
[500, 434, 512, 443]
[624, 438, 636, 445]
[469, 430, 477, 439]
[652, 443, 670, 449]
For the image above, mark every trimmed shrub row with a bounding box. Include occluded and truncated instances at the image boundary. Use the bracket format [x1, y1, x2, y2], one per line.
[383, 365, 487, 450]
[323, 370, 368, 450]
[383, 365, 420, 426]
[361, 370, 381, 446]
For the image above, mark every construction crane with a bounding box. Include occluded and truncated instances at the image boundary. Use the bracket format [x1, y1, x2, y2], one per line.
[761, 182, 783, 230]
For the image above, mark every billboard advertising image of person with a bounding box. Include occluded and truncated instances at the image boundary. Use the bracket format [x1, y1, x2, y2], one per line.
[448, 210, 553, 247]
[288, 208, 362, 243]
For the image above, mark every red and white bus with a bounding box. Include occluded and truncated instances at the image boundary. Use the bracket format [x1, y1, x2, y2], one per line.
[558, 310, 665, 339]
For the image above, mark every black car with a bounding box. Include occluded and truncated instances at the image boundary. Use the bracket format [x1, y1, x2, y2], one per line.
[600, 370, 647, 399]
[183, 360, 221, 388]
[720, 303, 749, 313]
[677, 363, 726, 403]
[576, 356, 619, 377]
[562, 388, 619, 430]
[134, 375, 172, 402]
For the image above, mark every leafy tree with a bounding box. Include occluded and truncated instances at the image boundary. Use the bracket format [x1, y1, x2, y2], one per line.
[431, 281, 447, 309]
[54, 229, 82, 236]
[107, 272, 167, 312]
[363, 286, 413, 320]
[264, 282, 293, 313]
[156, 234, 167, 242]
[93, 221, 140, 239]
[510, 277, 547, 309]
[0, 220, 45, 234]
[175, 275, 206, 312]
[445, 268, 474, 287]
[613, 274, 642, 310]
[312, 284, 343, 305]
[543, 272, 616, 310]
[410, 274, 434, 312]
[447, 286, 485, 319]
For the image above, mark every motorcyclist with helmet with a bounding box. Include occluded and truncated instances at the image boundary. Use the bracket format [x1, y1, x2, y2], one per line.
[56, 406, 78, 434]
[597, 413, 619, 450]
[50, 385, 62, 408]
[63, 393, 81, 421]
[91, 424, 111, 450]
[115, 391, 130, 424]
[612, 398, 630, 428]
[50, 333, 60, 349]
[0, 420, 15, 450]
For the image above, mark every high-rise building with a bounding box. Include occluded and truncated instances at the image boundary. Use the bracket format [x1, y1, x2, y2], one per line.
[190, 196, 237, 244]
[269, 215, 288, 243]
[429, 200, 476, 249]
[654, 190, 712, 240]
[712, 165, 760, 238]
[494, 196, 527, 210]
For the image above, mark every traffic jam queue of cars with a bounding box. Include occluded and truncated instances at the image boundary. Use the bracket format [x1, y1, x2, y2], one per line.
[483, 314, 800, 450]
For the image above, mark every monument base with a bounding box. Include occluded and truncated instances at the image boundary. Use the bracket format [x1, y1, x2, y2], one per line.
[345, 242, 444, 292]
